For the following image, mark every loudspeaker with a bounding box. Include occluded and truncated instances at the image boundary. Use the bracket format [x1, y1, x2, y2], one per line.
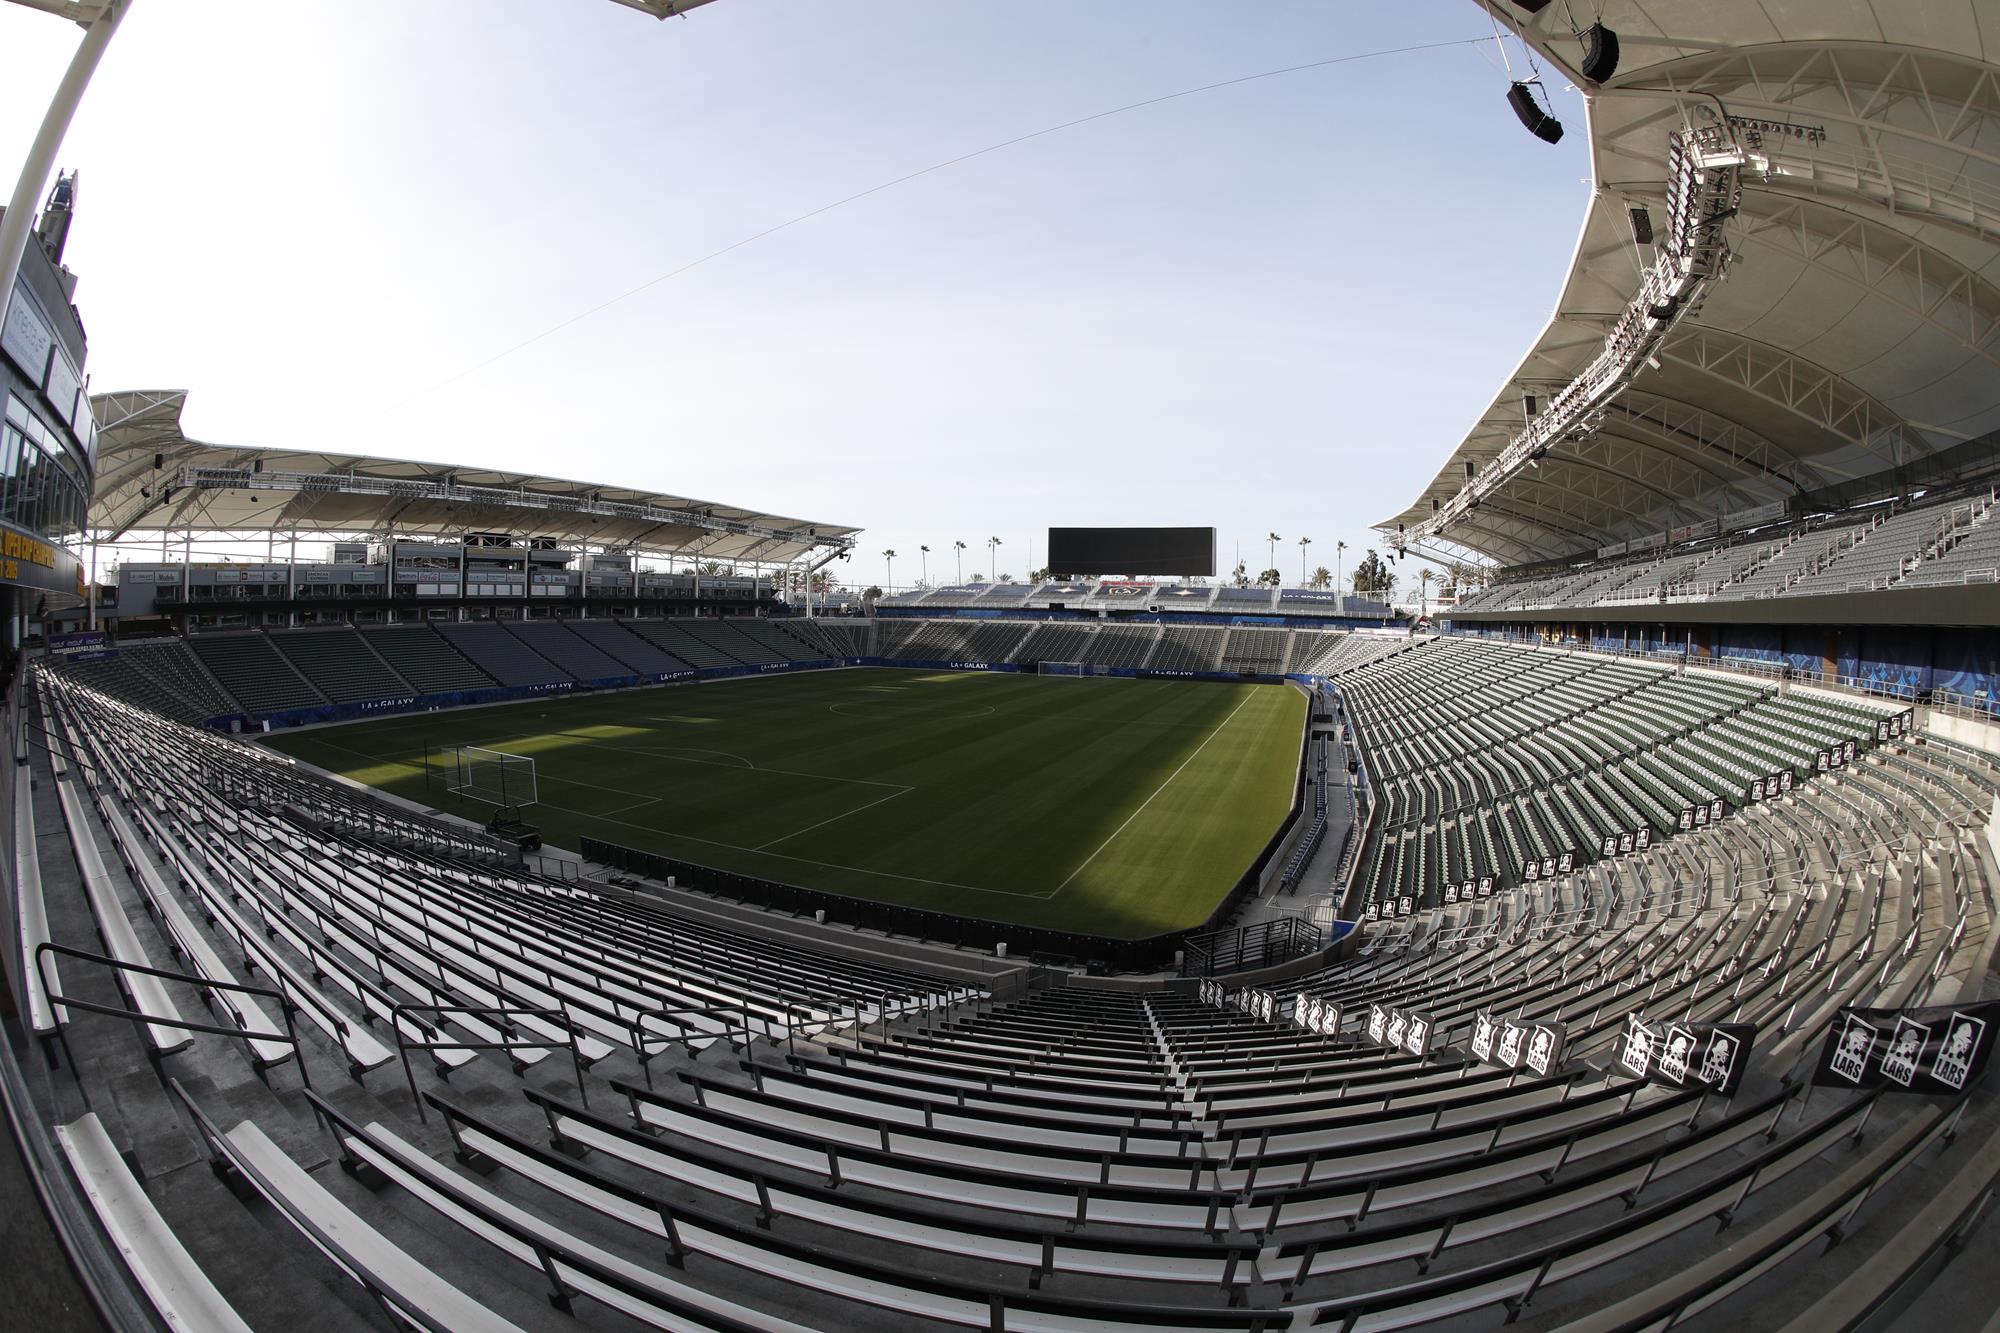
[1580, 23, 1619, 83]
[1628, 205, 1654, 246]
[1510, 0, 1551, 9]
[1507, 82, 1564, 144]
[153, 452, 163, 469]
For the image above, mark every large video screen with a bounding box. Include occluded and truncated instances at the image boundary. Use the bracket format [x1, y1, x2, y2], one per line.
[1046, 527, 1215, 576]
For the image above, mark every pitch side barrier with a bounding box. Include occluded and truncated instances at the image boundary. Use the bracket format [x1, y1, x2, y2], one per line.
[872, 606, 1395, 629]
[584, 836, 1186, 971]
[206, 656, 870, 731]
[210, 655, 1313, 731]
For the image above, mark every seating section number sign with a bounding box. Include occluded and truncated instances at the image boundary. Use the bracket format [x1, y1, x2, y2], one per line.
[1813, 1001, 2000, 1095]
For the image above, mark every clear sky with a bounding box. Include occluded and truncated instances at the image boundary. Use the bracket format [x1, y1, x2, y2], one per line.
[0, 0, 1589, 593]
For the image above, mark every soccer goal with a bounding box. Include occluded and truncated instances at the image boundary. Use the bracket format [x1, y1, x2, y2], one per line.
[1036, 661, 1121, 678]
[447, 745, 539, 813]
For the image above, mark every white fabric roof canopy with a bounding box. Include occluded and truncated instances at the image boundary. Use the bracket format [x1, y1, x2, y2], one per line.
[1381, 1, 2000, 566]
[88, 390, 858, 565]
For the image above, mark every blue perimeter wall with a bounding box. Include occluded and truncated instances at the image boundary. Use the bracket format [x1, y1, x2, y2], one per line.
[213, 656, 1304, 732]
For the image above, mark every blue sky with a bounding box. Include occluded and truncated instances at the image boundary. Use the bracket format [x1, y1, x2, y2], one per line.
[0, 0, 1590, 591]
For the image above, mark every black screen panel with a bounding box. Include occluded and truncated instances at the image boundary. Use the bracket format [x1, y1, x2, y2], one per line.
[1046, 527, 1215, 577]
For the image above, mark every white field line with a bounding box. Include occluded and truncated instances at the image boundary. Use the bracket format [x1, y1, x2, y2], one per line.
[751, 784, 913, 852]
[1049, 690, 1259, 897]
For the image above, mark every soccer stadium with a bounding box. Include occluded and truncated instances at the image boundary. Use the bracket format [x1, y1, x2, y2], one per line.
[3, 2, 2000, 1330]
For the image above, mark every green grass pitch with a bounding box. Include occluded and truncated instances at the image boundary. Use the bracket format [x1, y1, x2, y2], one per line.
[264, 668, 1308, 939]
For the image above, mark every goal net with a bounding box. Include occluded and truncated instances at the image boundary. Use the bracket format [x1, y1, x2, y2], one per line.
[1036, 661, 1119, 678]
[448, 745, 539, 810]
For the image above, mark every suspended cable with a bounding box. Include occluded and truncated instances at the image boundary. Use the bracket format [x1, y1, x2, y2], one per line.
[392, 35, 1493, 408]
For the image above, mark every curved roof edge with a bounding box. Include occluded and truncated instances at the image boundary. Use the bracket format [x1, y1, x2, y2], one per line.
[87, 390, 859, 566]
[1383, 1, 2000, 569]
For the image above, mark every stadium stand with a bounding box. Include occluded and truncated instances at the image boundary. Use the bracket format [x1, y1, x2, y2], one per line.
[1290, 631, 1409, 677]
[436, 619, 572, 686]
[775, 617, 868, 659]
[1013, 621, 1098, 665]
[1453, 487, 2000, 613]
[267, 626, 415, 703]
[566, 616, 691, 673]
[714, 617, 825, 664]
[1079, 623, 1160, 668]
[624, 618, 740, 668]
[1333, 637, 1899, 917]
[50, 636, 239, 721]
[1218, 625, 1290, 674]
[13, 614, 2000, 1331]
[1149, 624, 1224, 672]
[507, 619, 638, 682]
[360, 624, 497, 694]
[187, 632, 326, 715]
[878, 617, 1034, 663]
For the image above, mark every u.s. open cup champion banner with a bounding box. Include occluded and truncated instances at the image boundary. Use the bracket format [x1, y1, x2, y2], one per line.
[1813, 1001, 2000, 1096]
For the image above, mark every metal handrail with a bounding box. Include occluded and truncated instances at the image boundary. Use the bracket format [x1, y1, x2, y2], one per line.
[33, 941, 310, 1107]
[389, 1002, 587, 1124]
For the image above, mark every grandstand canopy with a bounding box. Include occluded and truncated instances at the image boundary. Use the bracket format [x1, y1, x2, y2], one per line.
[1383, 2, 2000, 568]
[87, 390, 858, 565]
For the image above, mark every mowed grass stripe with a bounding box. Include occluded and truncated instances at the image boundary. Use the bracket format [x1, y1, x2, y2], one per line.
[264, 668, 1305, 938]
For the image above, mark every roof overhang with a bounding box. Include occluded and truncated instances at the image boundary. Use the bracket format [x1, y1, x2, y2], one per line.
[1384, 1, 2000, 566]
[87, 390, 859, 565]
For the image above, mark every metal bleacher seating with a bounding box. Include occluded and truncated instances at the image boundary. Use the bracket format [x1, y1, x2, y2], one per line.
[878, 617, 1033, 663]
[1218, 625, 1289, 673]
[358, 623, 497, 694]
[187, 632, 327, 715]
[12, 654, 1998, 1331]
[718, 617, 827, 664]
[623, 617, 740, 668]
[565, 616, 691, 673]
[1334, 637, 1899, 918]
[1012, 620, 1096, 664]
[267, 626, 415, 703]
[50, 637, 239, 722]
[506, 620, 638, 682]
[772, 616, 863, 659]
[1149, 624, 1224, 672]
[435, 619, 572, 686]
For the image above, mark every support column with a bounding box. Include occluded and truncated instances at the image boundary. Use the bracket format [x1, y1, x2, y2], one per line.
[0, 3, 131, 332]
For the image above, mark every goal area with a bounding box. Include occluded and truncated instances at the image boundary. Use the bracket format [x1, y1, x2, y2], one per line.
[1035, 661, 1123, 678]
[447, 745, 539, 811]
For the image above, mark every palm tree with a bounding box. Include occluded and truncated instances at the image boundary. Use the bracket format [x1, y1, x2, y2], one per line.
[1418, 567, 1434, 615]
[918, 544, 930, 587]
[1297, 535, 1312, 584]
[1307, 565, 1332, 589]
[1335, 540, 1348, 594]
[987, 536, 1002, 581]
[883, 548, 896, 592]
[953, 539, 966, 583]
[1267, 532, 1281, 574]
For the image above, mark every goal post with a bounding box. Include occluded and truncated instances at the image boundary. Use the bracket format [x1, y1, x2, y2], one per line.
[448, 745, 539, 812]
[1035, 661, 1122, 678]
